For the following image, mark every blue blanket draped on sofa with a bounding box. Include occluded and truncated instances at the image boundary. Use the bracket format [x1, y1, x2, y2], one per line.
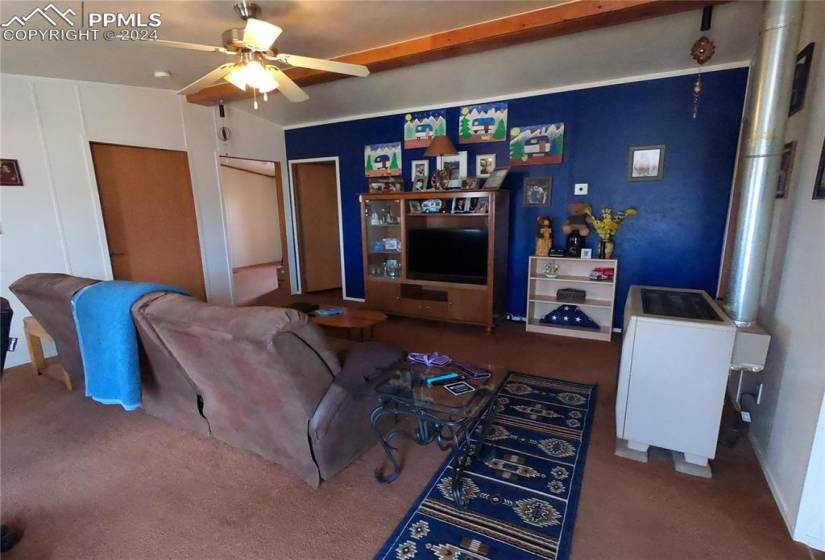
[71, 281, 188, 411]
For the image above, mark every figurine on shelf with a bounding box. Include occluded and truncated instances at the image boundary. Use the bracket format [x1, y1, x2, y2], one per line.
[534, 216, 553, 257]
[563, 203, 591, 257]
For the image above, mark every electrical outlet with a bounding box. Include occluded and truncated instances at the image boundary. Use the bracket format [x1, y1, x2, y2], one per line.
[574, 183, 588, 195]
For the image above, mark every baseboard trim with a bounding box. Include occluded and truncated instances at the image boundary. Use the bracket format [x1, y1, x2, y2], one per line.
[748, 430, 796, 536]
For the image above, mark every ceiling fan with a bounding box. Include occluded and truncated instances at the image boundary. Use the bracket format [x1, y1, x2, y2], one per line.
[145, 1, 370, 108]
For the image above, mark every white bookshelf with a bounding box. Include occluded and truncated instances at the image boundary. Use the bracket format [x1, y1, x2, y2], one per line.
[526, 256, 618, 342]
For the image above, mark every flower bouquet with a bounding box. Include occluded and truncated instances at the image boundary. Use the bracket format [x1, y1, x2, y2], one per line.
[584, 206, 637, 258]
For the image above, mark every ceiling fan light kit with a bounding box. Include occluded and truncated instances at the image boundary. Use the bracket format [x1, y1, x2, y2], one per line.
[149, 1, 369, 109]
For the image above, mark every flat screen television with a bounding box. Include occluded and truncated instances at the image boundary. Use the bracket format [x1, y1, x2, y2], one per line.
[407, 228, 488, 284]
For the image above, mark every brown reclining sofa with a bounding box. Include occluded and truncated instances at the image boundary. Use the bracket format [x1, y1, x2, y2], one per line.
[10, 273, 403, 488]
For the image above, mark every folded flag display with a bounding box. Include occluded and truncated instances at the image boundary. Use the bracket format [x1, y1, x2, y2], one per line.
[408, 352, 451, 367]
[541, 304, 601, 330]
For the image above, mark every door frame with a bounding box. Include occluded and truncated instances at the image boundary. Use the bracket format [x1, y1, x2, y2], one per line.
[217, 157, 289, 304]
[287, 156, 357, 300]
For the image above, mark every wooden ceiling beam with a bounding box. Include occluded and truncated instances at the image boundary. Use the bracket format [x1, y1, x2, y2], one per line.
[186, 0, 726, 106]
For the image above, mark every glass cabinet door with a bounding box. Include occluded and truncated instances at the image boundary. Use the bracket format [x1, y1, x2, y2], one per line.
[365, 199, 402, 279]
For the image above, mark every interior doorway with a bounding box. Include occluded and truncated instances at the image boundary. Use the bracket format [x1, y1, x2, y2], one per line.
[289, 159, 343, 296]
[219, 157, 288, 305]
[90, 142, 207, 299]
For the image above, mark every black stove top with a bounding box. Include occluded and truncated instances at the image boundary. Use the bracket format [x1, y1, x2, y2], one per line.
[641, 289, 723, 321]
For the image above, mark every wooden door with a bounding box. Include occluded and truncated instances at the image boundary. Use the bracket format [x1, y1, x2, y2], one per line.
[91, 143, 206, 300]
[293, 162, 341, 292]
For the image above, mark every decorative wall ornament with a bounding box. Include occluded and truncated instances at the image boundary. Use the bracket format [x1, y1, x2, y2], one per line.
[690, 7, 716, 119]
[0, 159, 23, 186]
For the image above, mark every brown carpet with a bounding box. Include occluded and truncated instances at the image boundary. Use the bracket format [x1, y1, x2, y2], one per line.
[1, 314, 808, 559]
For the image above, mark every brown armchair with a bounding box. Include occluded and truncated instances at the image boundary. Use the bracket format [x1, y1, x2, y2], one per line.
[10, 274, 403, 487]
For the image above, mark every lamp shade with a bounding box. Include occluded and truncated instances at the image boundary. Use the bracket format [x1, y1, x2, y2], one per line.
[423, 135, 458, 157]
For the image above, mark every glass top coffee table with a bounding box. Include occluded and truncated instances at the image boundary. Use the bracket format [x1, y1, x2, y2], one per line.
[370, 357, 506, 506]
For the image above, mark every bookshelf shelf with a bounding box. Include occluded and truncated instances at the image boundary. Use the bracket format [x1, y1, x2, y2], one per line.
[526, 256, 618, 342]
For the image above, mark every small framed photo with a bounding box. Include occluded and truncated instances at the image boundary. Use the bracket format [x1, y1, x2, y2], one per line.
[580, 248, 593, 259]
[523, 176, 551, 207]
[628, 145, 665, 181]
[813, 138, 825, 200]
[0, 159, 23, 186]
[476, 154, 496, 178]
[446, 179, 462, 190]
[437, 151, 468, 180]
[776, 142, 797, 199]
[472, 197, 489, 214]
[790, 43, 815, 116]
[461, 178, 481, 190]
[482, 167, 509, 190]
[383, 238, 400, 251]
[412, 176, 428, 191]
[369, 178, 404, 193]
[411, 159, 429, 182]
[408, 200, 422, 214]
[451, 197, 471, 213]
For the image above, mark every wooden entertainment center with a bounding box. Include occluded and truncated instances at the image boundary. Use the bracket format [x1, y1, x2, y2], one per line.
[359, 190, 509, 332]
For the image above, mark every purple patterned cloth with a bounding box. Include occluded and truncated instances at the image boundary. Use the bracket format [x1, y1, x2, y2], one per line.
[407, 352, 451, 367]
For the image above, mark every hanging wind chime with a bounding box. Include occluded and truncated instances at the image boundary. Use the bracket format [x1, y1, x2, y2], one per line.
[691, 6, 716, 119]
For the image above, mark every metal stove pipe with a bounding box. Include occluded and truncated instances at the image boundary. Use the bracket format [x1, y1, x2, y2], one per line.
[723, 0, 803, 326]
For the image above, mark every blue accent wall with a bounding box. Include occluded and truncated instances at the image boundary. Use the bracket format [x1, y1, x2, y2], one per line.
[285, 68, 748, 327]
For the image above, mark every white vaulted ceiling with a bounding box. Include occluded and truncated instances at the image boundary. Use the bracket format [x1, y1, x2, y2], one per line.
[0, 1, 762, 126]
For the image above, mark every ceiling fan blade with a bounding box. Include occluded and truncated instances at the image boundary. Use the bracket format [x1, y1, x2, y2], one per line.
[146, 39, 233, 55]
[272, 53, 369, 77]
[177, 64, 236, 96]
[266, 66, 309, 103]
[243, 18, 282, 51]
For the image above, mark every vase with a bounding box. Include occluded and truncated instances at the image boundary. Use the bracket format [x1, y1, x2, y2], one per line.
[599, 238, 615, 259]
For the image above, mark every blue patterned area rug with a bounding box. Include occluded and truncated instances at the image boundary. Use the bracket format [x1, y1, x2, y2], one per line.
[375, 372, 596, 560]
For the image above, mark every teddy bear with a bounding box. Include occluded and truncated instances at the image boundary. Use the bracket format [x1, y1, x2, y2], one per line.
[562, 203, 591, 237]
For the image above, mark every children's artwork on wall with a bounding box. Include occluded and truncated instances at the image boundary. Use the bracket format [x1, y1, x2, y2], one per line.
[459, 102, 508, 144]
[509, 123, 564, 166]
[365, 142, 402, 177]
[404, 110, 447, 149]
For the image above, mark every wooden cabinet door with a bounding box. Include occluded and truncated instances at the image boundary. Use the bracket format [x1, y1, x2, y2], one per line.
[365, 280, 400, 312]
[448, 288, 488, 324]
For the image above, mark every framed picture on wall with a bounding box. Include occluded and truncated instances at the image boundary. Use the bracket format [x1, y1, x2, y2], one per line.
[813, 138, 825, 200]
[437, 151, 468, 180]
[628, 145, 665, 181]
[523, 176, 552, 207]
[789, 43, 815, 116]
[776, 142, 797, 199]
[369, 178, 404, 193]
[476, 154, 496, 178]
[411, 159, 429, 182]
[0, 159, 23, 186]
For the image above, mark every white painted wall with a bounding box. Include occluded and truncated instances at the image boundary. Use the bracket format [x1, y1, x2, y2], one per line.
[0, 73, 289, 368]
[748, 1, 825, 550]
[220, 165, 282, 268]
